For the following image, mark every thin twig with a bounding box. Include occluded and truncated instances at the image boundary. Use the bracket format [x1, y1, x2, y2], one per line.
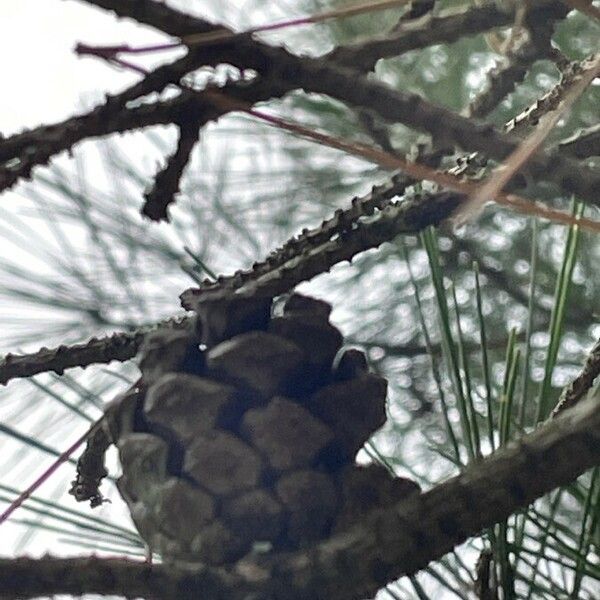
[467, 2, 568, 118]
[550, 336, 600, 418]
[142, 117, 202, 221]
[0, 419, 103, 525]
[458, 53, 600, 224]
[0, 316, 189, 386]
[505, 55, 600, 135]
[80, 0, 413, 56]
[200, 89, 600, 233]
[0, 3, 515, 195]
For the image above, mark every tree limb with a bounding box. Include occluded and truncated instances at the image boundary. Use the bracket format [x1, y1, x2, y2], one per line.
[78, 0, 599, 206]
[1, 0, 506, 175]
[4, 1, 585, 200]
[0, 187, 461, 385]
[467, 2, 568, 118]
[1, 393, 598, 599]
[141, 117, 202, 221]
[551, 335, 600, 418]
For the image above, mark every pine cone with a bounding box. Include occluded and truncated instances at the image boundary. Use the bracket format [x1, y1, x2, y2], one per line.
[112, 293, 419, 565]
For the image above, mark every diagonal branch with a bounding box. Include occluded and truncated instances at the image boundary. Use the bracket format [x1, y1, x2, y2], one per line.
[82, 0, 517, 63]
[141, 116, 202, 221]
[505, 55, 600, 135]
[0, 188, 462, 385]
[241, 50, 600, 206]
[2, 1, 572, 195]
[326, 2, 517, 70]
[1, 393, 598, 599]
[83, 0, 596, 203]
[0, 316, 189, 386]
[551, 335, 600, 418]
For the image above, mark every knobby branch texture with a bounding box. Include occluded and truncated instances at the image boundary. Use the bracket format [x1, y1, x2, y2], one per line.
[141, 117, 202, 220]
[0, 188, 461, 385]
[0, 0, 596, 384]
[465, 1, 567, 118]
[1, 394, 599, 600]
[3, 0, 596, 203]
[1, 1, 515, 193]
[551, 335, 600, 417]
[0, 316, 189, 385]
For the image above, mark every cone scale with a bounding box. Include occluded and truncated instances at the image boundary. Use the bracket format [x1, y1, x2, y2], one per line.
[110, 293, 419, 565]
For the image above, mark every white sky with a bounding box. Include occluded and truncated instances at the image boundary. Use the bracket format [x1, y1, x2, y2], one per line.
[0, 0, 172, 135]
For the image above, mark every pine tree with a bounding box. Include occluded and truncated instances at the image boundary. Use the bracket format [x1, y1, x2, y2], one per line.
[0, 1, 599, 598]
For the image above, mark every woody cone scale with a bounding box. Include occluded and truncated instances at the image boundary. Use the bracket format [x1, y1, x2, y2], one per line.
[109, 292, 419, 565]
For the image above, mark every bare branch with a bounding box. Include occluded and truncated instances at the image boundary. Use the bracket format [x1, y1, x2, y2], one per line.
[249, 52, 599, 205]
[1, 394, 598, 599]
[0, 316, 189, 386]
[467, 1, 569, 118]
[551, 336, 600, 418]
[0, 187, 460, 384]
[142, 117, 202, 221]
[4, 1, 594, 204]
[328, 2, 516, 70]
[0, 73, 281, 195]
[505, 55, 600, 135]
[82, 0, 516, 67]
[0, 555, 236, 600]
[181, 190, 463, 307]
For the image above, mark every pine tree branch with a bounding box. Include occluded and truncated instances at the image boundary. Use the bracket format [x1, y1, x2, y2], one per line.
[0, 187, 460, 384]
[0, 316, 189, 386]
[3, 1, 578, 197]
[180, 190, 463, 307]
[468, 3, 568, 118]
[0, 0, 504, 174]
[0, 71, 298, 195]
[245, 50, 600, 206]
[1, 394, 598, 599]
[181, 169, 429, 305]
[326, 2, 516, 70]
[75, 37, 600, 206]
[82, 0, 595, 204]
[81, 0, 517, 66]
[141, 117, 202, 221]
[505, 55, 599, 135]
[550, 335, 600, 418]
[0, 555, 235, 600]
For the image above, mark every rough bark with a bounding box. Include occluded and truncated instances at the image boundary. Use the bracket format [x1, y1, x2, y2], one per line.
[1, 394, 598, 599]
